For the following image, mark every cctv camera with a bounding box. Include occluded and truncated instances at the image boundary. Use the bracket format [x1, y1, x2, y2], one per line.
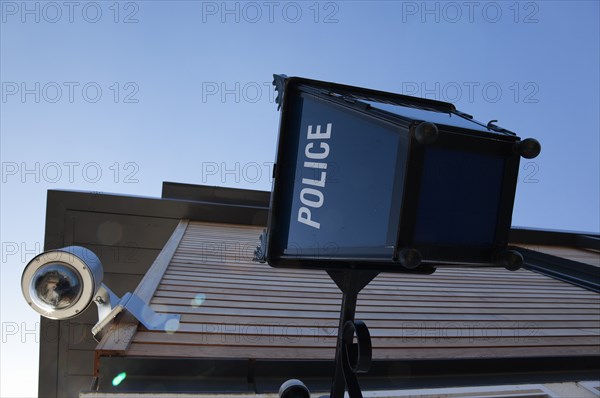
[22, 246, 180, 340]
[21, 246, 104, 320]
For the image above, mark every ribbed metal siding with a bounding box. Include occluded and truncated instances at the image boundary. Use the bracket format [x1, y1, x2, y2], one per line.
[126, 221, 600, 360]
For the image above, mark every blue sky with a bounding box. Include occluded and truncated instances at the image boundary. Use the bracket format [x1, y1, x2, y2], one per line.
[1, 1, 599, 396]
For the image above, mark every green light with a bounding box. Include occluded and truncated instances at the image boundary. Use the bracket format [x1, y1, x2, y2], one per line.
[112, 372, 127, 387]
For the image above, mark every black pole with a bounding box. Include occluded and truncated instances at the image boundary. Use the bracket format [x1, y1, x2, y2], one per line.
[327, 271, 379, 398]
[330, 274, 358, 398]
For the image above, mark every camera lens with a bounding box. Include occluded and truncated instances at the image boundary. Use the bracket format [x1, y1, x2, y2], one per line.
[31, 263, 83, 310]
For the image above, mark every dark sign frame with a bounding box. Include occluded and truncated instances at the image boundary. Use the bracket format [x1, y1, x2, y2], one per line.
[259, 75, 538, 274]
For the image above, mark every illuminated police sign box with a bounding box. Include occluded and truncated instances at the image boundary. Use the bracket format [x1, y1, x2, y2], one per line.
[259, 75, 540, 273]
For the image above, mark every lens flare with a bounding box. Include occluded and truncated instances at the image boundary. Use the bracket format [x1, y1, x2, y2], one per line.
[165, 318, 180, 334]
[191, 293, 206, 308]
[112, 372, 127, 386]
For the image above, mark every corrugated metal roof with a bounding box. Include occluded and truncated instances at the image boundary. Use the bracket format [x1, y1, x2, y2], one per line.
[97, 221, 600, 363]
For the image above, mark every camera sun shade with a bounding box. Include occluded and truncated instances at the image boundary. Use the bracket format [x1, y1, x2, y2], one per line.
[254, 75, 540, 273]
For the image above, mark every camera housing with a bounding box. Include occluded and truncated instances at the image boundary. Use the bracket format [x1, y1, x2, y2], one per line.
[21, 246, 181, 341]
[21, 246, 104, 320]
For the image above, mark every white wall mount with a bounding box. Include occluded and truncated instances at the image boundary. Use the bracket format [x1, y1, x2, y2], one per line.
[91, 284, 181, 341]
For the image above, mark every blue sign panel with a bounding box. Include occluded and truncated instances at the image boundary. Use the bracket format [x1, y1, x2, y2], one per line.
[284, 95, 406, 258]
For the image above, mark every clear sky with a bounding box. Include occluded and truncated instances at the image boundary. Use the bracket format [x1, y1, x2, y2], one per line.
[1, 1, 599, 396]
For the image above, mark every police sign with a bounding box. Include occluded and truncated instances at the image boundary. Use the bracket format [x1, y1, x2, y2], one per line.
[255, 75, 540, 274]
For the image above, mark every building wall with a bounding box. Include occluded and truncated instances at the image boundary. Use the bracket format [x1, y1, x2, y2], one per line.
[40, 201, 179, 398]
[39, 187, 268, 398]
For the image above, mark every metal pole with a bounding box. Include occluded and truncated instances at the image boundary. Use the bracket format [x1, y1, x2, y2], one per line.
[327, 271, 378, 398]
[330, 272, 359, 398]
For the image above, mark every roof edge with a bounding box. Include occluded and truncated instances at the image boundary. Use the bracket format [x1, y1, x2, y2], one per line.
[162, 182, 270, 208]
[509, 227, 600, 250]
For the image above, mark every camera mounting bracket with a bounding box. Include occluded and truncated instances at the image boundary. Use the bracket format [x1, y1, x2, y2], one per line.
[91, 284, 181, 342]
